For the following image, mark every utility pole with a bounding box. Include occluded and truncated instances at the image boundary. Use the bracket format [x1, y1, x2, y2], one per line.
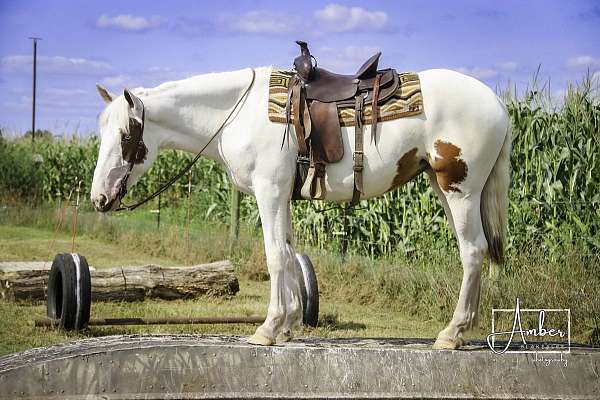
[29, 37, 42, 147]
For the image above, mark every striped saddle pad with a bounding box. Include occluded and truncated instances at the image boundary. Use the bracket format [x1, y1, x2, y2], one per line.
[268, 68, 424, 127]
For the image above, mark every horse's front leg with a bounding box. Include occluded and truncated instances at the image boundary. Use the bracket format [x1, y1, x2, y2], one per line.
[248, 180, 301, 346]
[275, 203, 303, 343]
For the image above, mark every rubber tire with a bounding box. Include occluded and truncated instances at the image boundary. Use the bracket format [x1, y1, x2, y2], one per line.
[294, 253, 319, 327]
[47, 253, 91, 331]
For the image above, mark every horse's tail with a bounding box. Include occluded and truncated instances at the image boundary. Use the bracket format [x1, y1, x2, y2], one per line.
[481, 120, 512, 268]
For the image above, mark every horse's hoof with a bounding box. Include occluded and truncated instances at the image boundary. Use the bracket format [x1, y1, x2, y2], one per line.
[432, 337, 464, 350]
[275, 330, 293, 344]
[248, 332, 275, 346]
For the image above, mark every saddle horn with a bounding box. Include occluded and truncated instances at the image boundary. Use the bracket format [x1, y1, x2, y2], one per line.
[294, 40, 316, 81]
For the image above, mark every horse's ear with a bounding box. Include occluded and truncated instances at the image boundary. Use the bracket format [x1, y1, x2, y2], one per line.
[123, 89, 144, 112]
[96, 84, 114, 104]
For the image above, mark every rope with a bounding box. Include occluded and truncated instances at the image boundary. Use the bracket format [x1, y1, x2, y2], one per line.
[71, 181, 81, 253]
[185, 170, 193, 263]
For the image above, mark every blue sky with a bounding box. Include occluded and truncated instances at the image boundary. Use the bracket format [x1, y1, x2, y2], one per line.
[1, 0, 599, 135]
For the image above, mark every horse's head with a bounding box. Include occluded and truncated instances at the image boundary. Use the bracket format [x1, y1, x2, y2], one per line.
[90, 85, 159, 212]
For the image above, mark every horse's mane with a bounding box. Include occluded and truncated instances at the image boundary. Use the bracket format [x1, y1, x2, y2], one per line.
[97, 66, 273, 134]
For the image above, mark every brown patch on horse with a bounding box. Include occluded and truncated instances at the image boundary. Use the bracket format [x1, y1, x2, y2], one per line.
[388, 148, 425, 191]
[430, 140, 468, 193]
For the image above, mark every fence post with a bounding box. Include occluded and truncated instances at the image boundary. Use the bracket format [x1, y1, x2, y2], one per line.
[340, 205, 349, 261]
[229, 187, 241, 254]
[157, 192, 161, 229]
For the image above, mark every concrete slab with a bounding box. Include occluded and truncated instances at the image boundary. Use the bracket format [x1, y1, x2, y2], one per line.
[0, 335, 598, 399]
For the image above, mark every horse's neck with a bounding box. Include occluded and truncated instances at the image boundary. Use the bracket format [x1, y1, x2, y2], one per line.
[142, 68, 260, 159]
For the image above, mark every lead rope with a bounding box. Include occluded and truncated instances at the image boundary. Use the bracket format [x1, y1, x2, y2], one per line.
[185, 170, 193, 263]
[116, 68, 256, 212]
[45, 190, 70, 269]
[71, 181, 81, 252]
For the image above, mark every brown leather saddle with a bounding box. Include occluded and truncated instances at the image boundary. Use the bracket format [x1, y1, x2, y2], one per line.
[287, 41, 399, 204]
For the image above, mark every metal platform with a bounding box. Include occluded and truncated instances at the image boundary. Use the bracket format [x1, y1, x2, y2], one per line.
[0, 335, 598, 399]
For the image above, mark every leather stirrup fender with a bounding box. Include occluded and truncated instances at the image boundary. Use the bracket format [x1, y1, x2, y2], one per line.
[291, 79, 308, 156]
[351, 94, 365, 206]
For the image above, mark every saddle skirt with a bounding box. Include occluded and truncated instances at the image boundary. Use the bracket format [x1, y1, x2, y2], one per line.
[269, 67, 424, 202]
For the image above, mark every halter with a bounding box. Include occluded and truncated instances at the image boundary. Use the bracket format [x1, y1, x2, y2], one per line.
[114, 68, 256, 211]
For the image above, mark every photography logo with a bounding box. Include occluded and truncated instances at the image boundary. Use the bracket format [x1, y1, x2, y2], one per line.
[487, 298, 570, 356]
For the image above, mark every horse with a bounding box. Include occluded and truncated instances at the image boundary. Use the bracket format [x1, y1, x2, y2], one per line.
[91, 65, 511, 349]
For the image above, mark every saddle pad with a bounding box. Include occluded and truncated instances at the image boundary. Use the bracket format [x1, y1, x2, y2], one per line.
[268, 68, 424, 127]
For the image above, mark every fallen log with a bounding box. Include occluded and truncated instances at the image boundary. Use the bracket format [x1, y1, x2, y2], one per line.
[0, 260, 239, 301]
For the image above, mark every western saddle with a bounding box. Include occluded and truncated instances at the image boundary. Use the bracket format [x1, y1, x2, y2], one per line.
[287, 41, 399, 205]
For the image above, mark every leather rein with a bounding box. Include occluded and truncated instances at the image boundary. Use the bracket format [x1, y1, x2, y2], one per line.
[114, 68, 256, 212]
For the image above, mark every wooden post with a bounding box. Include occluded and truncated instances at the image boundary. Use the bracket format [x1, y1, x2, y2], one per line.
[341, 205, 349, 261]
[229, 187, 241, 254]
[35, 315, 264, 327]
[157, 191, 161, 229]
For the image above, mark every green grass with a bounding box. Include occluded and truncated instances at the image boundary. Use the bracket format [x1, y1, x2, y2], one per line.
[0, 225, 179, 268]
[1, 207, 598, 356]
[0, 280, 445, 356]
[0, 222, 447, 355]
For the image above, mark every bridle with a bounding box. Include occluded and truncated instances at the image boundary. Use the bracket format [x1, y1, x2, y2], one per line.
[114, 107, 148, 206]
[113, 68, 256, 211]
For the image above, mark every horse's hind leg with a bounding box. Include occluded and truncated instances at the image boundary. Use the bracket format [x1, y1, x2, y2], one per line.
[248, 181, 301, 346]
[433, 192, 487, 350]
[427, 171, 456, 238]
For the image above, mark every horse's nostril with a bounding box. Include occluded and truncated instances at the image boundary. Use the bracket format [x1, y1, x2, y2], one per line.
[97, 194, 107, 208]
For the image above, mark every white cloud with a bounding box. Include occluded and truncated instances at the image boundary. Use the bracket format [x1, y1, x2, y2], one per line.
[0, 55, 112, 76]
[314, 4, 388, 32]
[317, 45, 381, 73]
[498, 61, 518, 71]
[143, 66, 198, 83]
[567, 55, 600, 68]
[43, 87, 88, 97]
[457, 66, 499, 80]
[199, 5, 387, 35]
[220, 10, 299, 33]
[96, 14, 166, 32]
[99, 68, 198, 91]
[100, 74, 131, 88]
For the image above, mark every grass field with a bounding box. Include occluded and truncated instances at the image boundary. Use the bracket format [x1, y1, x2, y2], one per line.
[0, 205, 598, 356]
[0, 223, 451, 356]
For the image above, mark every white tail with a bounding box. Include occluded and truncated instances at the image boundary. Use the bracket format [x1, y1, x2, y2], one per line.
[481, 122, 512, 266]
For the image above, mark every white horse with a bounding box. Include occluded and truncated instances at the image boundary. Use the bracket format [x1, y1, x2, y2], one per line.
[91, 65, 511, 349]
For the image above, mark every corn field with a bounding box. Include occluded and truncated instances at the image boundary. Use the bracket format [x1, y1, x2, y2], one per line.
[1, 79, 598, 259]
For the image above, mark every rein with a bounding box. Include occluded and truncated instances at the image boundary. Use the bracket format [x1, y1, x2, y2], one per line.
[115, 68, 256, 212]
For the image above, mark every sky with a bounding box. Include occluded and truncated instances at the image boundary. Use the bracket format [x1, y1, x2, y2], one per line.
[0, 0, 599, 135]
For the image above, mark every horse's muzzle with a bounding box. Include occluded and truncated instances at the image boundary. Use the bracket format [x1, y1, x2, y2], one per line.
[93, 194, 119, 212]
